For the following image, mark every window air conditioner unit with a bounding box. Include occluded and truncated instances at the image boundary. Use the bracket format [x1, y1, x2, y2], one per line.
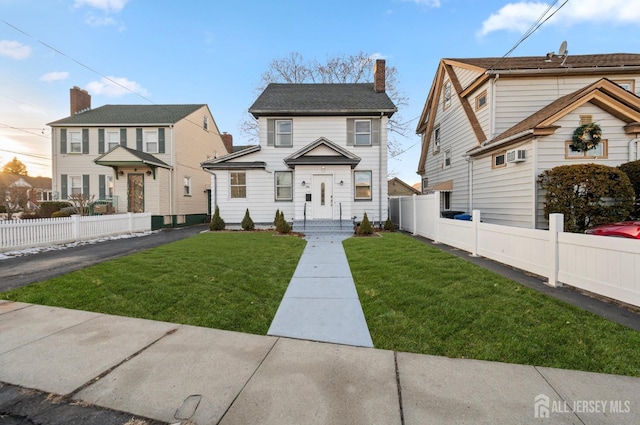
[506, 149, 526, 163]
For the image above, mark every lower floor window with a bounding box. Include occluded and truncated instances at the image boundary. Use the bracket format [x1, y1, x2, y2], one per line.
[230, 172, 246, 198]
[442, 191, 451, 210]
[183, 176, 192, 196]
[354, 170, 372, 200]
[70, 176, 82, 195]
[275, 171, 292, 201]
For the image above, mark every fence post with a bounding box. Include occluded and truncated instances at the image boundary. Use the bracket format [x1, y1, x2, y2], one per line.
[128, 212, 134, 234]
[412, 194, 417, 236]
[547, 213, 564, 287]
[471, 209, 481, 257]
[72, 214, 80, 241]
[432, 191, 440, 244]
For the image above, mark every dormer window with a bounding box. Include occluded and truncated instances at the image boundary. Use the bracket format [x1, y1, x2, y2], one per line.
[354, 120, 372, 145]
[432, 126, 441, 154]
[276, 120, 292, 147]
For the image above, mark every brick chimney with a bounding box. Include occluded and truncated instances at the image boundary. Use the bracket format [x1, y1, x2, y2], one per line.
[70, 86, 91, 115]
[374, 59, 386, 93]
[221, 132, 233, 153]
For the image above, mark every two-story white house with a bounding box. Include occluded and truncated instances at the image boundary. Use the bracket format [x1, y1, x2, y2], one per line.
[201, 60, 397, 227]
[416, 52, 640, 229]
[49, 87, 228, 228]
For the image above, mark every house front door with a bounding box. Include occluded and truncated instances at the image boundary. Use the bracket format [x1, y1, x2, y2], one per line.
[127, 173, 144, 213]
[312, 174, 333, 219]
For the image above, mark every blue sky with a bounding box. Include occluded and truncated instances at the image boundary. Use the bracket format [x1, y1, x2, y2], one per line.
[1, 0, 639, 185]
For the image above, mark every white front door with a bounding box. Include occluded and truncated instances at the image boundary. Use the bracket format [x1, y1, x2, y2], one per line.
[312, 174, 333, 219]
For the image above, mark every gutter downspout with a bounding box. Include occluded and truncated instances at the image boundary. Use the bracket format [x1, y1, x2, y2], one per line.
[490, 74, 499, 139]
[629, 138, 640, 161]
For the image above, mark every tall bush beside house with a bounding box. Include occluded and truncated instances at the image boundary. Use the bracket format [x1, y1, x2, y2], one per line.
[357, 212, 373, 235]
[275, 210, 291, 234]
[538, 164, 635, 233]
[274, 209, 281, 228]
[241, 208, 255, 230]
[210, 206, 225, 231]
[619, 159, 640, 219]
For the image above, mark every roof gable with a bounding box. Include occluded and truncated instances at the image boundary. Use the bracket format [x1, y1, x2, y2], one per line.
[284, 137, 361, 169]
[94, 145, 171, 168]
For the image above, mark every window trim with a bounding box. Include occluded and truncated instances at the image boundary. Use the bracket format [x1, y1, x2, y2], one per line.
[443, 81, 452, 110]
[274, 171, 293, 201]
[443, 148, 451, 169]
[183, 176, 192, 196]
[354, 170, 372, 201]
[492, 151, 507, 169]
[144, 130, 158, 153]
[69, 131, 82, 154]
[614, 79, 635, 93]
[422, 177, 429, 194]
[106, 131, 120, 151]
[432, 126, 441, 154]
[275, 119, 293, 147]
[475, 90, 487, 111]
[230, 171, 246, 199]
[565, 139, 608, 159]
[354, 119, 372, 146]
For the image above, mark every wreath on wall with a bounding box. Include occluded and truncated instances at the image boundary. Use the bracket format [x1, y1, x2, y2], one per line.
[570, 123, 602, 152]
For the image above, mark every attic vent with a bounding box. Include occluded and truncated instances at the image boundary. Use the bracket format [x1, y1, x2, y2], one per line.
[579, 115, 593, 126]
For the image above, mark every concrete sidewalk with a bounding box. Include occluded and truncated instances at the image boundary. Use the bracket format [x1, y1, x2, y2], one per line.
[2, 301, 639, 425]
[267, 234, 373, 347]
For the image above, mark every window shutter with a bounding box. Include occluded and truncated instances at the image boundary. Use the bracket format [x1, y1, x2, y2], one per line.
[120, 128, 127, 147]
[136, 128, 143, 151]
[98, 175, 105, 199]
[98, 129, 105, 154]
[60, 129, 67, 154]
[61, 174, 68, 199]
[372, 119, 380, 146]
[82, 175, 90, 197]
[158, 128, 165, 153]
[267, 119, 275, 146]
[346, 119, 354, 146]
[82, 129, 89, 154]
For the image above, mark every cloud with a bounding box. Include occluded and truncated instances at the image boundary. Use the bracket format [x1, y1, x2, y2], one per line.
[39, 72, 70, 82]
[478, 0, 640, 36]
[86, 77, 149, 98]
[74, 0, 129, 13]
[400, 0, 441, 6]
[0, 40, 31, 60]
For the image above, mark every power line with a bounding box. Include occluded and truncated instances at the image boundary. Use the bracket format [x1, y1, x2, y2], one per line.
[0, 148, 51, 161]
[0, 123, 49, 139]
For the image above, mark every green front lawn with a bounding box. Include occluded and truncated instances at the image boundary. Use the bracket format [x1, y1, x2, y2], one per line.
[3, 230, 639, 376]
[1, 232, 306, 335]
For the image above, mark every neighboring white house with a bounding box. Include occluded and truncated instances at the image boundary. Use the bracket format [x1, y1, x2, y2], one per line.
[415, 52, 640, 229]
[48, 87, 228, 228]
[201, 60, 397, 226]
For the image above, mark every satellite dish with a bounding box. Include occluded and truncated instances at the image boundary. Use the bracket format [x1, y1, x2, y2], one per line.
[558, 41, 568, 56]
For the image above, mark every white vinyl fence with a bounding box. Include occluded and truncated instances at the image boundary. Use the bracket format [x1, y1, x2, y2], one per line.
[0, 213, 152, 253]
[390, 193, 640, 308]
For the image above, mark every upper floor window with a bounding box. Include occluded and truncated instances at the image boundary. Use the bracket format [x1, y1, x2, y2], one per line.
[354, 120, 372, 146]
[475, 90, 487, 110]
[422, 177, 429, 194]
[276, 120, 292, 147]
[203, 116, 209, 130]
[565, 139, 608, 159]
[615, 79, 635, 93]
[107, 131, 120, 150]
[145, 130, 158, 153]
[443, 81, 452, 110]
[69, 131, 82, 153]
[432, 126, 441, 154]
[443, 148, 451, 169]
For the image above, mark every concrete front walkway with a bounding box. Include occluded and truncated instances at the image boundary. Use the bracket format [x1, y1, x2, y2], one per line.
[2, 301, 639, 425]
[267, 234, 374, 347]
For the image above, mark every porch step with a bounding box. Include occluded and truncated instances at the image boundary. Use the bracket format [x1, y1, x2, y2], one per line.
[292, 219, 354, 236]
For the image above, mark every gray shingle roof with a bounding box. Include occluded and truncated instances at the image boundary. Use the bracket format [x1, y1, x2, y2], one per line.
[447, 53, 640, 72]
[249, 83, 397, 117]
[48, 104, 206, 126]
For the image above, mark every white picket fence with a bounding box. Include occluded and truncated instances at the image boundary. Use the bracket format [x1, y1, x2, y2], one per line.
[390, 193, 640, 308]
[0, 213, 152, 253]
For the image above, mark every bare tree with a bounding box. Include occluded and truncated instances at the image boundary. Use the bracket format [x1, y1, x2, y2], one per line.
[1, 184, 31, 220]
[68, 193, 95, 216]
[241, 52, 408, 154]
